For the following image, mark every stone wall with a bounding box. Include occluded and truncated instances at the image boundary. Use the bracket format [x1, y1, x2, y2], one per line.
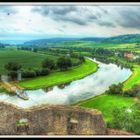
[0, 102, 107, 135]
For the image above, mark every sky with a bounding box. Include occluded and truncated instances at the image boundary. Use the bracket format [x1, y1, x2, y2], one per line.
[1, 4, 140, 40]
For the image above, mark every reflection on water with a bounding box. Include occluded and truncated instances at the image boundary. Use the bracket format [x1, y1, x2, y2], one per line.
[0, 59, 132, 108]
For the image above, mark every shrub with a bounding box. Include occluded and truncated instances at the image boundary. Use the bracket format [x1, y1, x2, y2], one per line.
[124, 85, 140, 97]
[5, 62, 22, 71]
[108, 107, 140, 134]
[8, 71, 17, 80]
[123, 90, 134, 97]
[22, 70, 36, 78]
[57, 56, 72, 71]
[106, 83, 123, 95]
[40, 68, 50, 76]
[35, 69, 42, 76]
[42, 58, 55, 70]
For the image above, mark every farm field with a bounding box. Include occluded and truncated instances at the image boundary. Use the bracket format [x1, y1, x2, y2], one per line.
[0, 49, 80, 75]
[75, 94, 134, 122]
[51, 40, 138, 50]
[18, 58, 98, 89]
[0, 49, 54, 74]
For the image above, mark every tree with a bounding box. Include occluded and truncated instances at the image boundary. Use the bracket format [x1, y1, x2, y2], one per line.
[5, 62, 22, 80]
[36, 68, 50, 76]
[77, 55, 85, 62]
[42, 58, 55, 70]
[22, 70, 36, 78]
[5, 62, 22, 71]
[108, 107, 140, 134]
[124, 84, 140, 97]
[107, 83, 123, 95]
[8, 71, 17, 80]
[57, 56, 72, 71]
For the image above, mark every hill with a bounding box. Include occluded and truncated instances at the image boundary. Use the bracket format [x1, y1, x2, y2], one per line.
[21, 34, 140, 49]
[80, 37, 106, 42]
[102, 34, 140, 43]
[23, 38, 81, 48]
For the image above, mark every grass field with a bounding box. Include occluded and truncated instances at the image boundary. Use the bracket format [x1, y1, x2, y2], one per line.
[52, 40, 137, 50]
[76, 94, 134, 122]
[0, 49, 80, 75]
[0, 49, 55, 74]
[123, 65, 140, 90]
[18, 58, 98, 89]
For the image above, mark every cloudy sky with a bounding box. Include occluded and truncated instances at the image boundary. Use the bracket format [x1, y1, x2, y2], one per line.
[1, 4, 140, 40]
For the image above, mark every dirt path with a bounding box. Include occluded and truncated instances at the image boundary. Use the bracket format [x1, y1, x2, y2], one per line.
[1, 75, 24, 93]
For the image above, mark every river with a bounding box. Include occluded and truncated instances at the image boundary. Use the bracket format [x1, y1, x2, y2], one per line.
[0, 58, 132, 108]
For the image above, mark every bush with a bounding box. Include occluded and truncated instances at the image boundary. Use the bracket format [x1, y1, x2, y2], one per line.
[40, 68, 50, 76]
[8, 71, 17, 80]
[123, 90, 134, 97]
[108, 107, 140, 134]
[57, 56, 72, 71]
[124, 84, 140, 97]
[35, 69, 42, 76]
[42, 58, 55, 70]
[22, 70, 36, 78]
[5, 62, 22, 71]
[106, 83, 123, 95]
[132, 102, 140, 110]
[23, 68, 50, 78]
[79, 55, 85, 62]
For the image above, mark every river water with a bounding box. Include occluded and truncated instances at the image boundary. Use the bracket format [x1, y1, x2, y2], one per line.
[0, 59, 132, 108]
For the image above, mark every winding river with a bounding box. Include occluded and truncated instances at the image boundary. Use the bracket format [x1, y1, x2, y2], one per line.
[0, 58, 132, 108]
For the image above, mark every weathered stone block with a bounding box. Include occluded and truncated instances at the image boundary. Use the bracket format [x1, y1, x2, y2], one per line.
[0, 102, 107, 135]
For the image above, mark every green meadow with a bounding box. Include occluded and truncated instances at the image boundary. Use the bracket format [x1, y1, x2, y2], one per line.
[18, 58, 98, 89]
[75, 94, 134, 122]
[0, 49, 80, 75]
[123, 65, 140, 90]
[0, 49, 53, 74]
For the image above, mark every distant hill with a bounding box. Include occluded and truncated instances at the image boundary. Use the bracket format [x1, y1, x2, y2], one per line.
[81, 34, 140, 44]
[0, 42, 8, 47]
[23, 38, 81, 47]
[22, 34, 140, 48]
[101, 34, 140, 43]
[80, 37, 106, 42]
[0, 43, 4, 47]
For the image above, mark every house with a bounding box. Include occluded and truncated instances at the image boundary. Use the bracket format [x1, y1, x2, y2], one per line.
[133, 55, 140, 60]
[124, 52, 134, 59]
[124, 52, 140, 60]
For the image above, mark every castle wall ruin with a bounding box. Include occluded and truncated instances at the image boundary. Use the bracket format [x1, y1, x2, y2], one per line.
[0, 102, 107, 135]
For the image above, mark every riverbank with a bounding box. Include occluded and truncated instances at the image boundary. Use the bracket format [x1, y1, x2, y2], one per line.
[75, 94, 134, 122]
[123, 65, 140, 90]
[18, 58, 98, 90]
[94, 55, 140, 90]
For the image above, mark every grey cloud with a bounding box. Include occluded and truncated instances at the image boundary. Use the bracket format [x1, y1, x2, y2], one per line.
[98, 6, 109, 15]
[97, 21, 116, 28]
[57, 28, 64, 33]
[32, 6, 116, 27]
[32, 6, 77, 16]
[116, 6, 140, 29]
[0, 6, 17, 14]
[52, 14, 88, 26]
[51, 6, 77, 15]
[32, 6, 91, 25]
[88, 15, 98, 20]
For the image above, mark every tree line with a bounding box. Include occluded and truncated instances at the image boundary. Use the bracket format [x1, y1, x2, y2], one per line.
[4, 55, 85, 80]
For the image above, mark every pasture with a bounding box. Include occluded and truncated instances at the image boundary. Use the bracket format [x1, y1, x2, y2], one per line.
[76, 94, 134, 122]
[0, 49, 80, 75]
[18, 58, 98, 89]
